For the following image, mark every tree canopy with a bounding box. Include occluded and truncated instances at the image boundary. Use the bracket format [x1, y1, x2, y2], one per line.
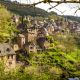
[0, 5, 17, 42]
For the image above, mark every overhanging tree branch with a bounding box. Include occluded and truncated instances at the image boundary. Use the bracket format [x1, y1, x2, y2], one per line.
[32, 0, 80, 5]
[49, 3, 61, 10]
[48, 3, 66, 15]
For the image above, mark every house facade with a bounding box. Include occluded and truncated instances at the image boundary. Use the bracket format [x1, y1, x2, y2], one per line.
[0, 43, 16, 70]
[25, 42, 37, 53]
[25, 27, 37, 42]
[17, 34, 26, 49]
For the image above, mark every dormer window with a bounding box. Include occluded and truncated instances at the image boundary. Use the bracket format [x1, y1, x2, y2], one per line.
[6, 48, 10, 52]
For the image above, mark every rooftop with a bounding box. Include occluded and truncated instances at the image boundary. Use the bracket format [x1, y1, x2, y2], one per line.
[0, 43, 16, 56]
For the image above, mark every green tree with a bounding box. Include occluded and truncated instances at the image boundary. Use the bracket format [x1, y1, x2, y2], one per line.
[0, 5, 17, 42]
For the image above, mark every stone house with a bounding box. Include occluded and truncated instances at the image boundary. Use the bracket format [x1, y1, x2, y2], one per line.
[0, 43, 16, 70]
[12, 15, 19, 24]
[12, 44, 19, 52]
[37, 27, 50, 38]
[45, 24, 54, 35]
[17, 34, 25, 49]
[36, 45, 42, 52]
[31, 19, 38, 25]
[37, 27, 49, 38]
[37, 28, 45, 38]
[25, 42, 37, 53]
[37, 32, 45, 38]
[25, 27, 37, 42]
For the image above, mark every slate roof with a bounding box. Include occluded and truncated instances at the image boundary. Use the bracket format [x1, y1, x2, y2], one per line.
[0, 43, 16, 56]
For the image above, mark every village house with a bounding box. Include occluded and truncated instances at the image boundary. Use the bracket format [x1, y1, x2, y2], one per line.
[25, 42, 42, 53]
[37, 32, 45, 38]
[12, 15, 19, 25]
[25, 27, 37, 42]
[44, 23, 55, 35]
[37, 27, 48, 38]
[0, 43, 16, 70]
[36, 45, 42, 52]
[17, 34, 26, 49]
[11, 43, 19, 52]
[25, 42, 37, 53]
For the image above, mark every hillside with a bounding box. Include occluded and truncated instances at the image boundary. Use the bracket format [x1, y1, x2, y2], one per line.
[64, 15, 80, 22]
[0, 1, 80, 80]
[1, 0, 80, 22]
[0, 0, 49, 17]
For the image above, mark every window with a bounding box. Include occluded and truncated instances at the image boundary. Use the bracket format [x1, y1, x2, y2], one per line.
[6, 48, 10, 52]
[8, 55, 9, 59]
[9, 61, 12, 65]
[30, 47, 33, 49]
[11, 55, 13, 59]
[0, 50, 1, 53]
